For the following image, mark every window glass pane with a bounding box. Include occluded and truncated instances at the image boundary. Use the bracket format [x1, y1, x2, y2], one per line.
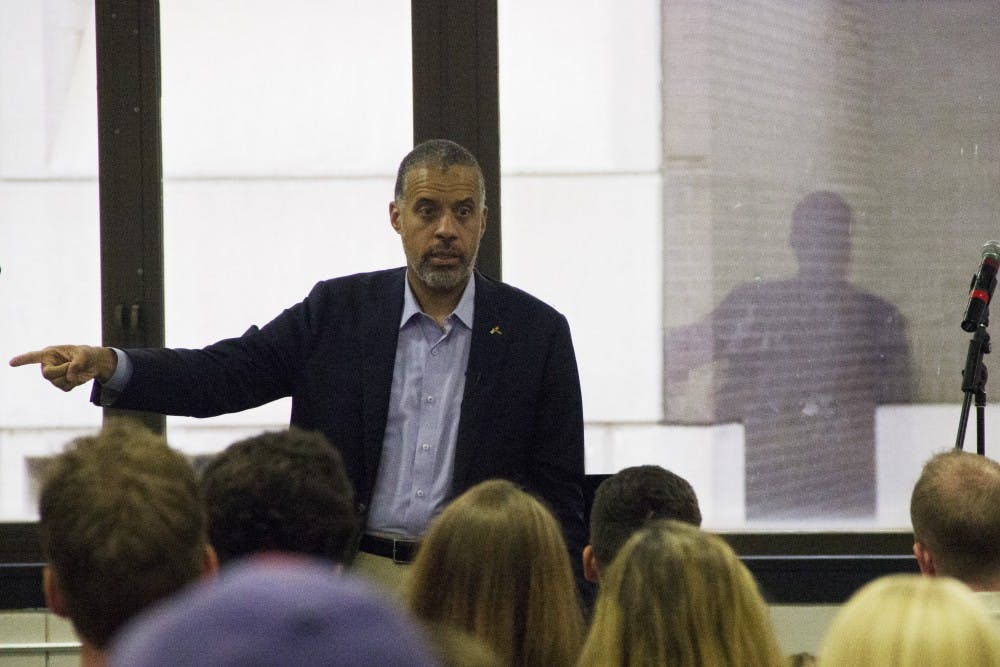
[503, 1, 1000, 531]
[500, 0, 662, 421]
[0, 0, 101, 521]
[160, 1, 412, 453]
[660, 1, 999, 530]
[499, 0, 667, 505]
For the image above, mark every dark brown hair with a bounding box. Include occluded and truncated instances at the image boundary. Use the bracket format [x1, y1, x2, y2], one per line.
[39, 419, 207, 648]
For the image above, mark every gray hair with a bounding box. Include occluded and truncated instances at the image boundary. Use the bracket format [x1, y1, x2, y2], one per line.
[394, 139, 486, 207]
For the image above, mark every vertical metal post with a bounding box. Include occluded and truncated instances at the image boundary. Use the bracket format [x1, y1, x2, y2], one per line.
[95, 0, 165, 433]
[411, 0, 501, 280]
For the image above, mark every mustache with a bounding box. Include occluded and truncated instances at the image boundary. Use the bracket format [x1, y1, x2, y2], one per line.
[423, 247, 464, 260]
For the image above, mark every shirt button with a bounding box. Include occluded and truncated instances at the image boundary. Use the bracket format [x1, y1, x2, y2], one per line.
[431, 349, 439, 356]
[416, 490, 425, 498]
[426, 395, 434, 403]
[421, 443, 431, 451]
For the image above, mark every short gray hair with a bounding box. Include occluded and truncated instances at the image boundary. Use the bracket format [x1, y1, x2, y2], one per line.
[394, 139, 486, 207]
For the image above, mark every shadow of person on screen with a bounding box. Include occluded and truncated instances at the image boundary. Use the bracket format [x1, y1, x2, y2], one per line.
[664, 191, 913, 521]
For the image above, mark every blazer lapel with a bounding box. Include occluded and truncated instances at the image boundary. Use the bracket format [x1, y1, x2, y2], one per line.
[452, 272, 509, 493]
[360, 268, 406, 504]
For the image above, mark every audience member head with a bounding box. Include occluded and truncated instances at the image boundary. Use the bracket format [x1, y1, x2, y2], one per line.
[910, 449, 1000, 590]
[38, 419, 215, 656]
[200, 428, 358, 566]
[108, 558, 439, 667]
[817, 573, 1000, 666]
[407, 479, 583, 667]
[579, 520, 785, 667]
[585, 464, 701, 582]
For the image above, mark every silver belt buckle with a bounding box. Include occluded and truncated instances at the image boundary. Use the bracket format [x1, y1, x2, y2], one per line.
[392, 538, 407, 564]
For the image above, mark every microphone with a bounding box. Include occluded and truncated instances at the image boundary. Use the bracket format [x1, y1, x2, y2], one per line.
[961, 240, 1000, 332]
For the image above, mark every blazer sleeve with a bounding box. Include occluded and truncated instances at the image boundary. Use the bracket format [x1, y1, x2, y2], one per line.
[90, 284, 322, 417]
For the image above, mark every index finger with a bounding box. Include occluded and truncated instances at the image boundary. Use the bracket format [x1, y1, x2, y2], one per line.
[9, 351, 46, 367]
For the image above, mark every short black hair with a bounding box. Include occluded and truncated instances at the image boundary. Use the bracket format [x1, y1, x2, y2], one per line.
[394, 138, 485, 205]
[200, 428, 359, 565]
[588, 465, 701, 567]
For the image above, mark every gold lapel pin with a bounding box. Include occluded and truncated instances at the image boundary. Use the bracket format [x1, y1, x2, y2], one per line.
[489, 325, 502, 335]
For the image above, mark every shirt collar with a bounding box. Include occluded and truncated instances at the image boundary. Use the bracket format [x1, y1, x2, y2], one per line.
[400, 272, 476, 329]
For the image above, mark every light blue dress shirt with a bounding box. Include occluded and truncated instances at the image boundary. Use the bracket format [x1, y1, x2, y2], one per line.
[365, 276, 475, 537]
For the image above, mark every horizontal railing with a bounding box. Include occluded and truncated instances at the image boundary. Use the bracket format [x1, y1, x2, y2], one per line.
[0, 641, 80, 654]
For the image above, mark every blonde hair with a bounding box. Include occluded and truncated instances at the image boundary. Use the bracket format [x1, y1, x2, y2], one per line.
[818, 574, 1000, 666]
[407, 479, 582, 666]
[579, 520, 785, 667]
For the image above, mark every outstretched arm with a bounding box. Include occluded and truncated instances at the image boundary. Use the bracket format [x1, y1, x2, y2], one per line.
[9, 345, 117, 392]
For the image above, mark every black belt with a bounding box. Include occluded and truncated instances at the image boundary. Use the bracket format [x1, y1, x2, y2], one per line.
[359, 534, 420, 564]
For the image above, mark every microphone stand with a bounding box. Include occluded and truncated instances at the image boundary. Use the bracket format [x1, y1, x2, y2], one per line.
[956, 315, 990, 455]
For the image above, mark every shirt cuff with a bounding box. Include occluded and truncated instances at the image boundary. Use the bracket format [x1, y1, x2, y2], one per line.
[97, 348, 133, 406]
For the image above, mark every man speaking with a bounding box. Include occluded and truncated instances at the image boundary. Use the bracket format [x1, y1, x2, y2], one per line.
[11, 139, 586, 592]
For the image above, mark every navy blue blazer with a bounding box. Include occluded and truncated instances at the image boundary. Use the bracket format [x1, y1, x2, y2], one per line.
[96, 268, 586, 555]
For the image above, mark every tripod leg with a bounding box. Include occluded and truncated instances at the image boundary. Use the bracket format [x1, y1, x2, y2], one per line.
[976, 389, 987, 456]
[956, 391, 974, 450]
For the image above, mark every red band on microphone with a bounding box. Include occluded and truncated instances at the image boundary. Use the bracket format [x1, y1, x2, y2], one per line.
[970, 289, 991, 303]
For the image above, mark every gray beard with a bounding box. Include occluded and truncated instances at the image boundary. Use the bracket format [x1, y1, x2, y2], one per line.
[414, 249, 478, 292]
[415, 261, 471, 291]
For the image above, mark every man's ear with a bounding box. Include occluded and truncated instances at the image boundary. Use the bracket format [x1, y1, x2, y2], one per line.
[43, 566, 68, 618]
[913, 541, 937, 576]
[389, 201, 402, 233]
[582, 545, 601, 584]
[201, 544, 220, 578]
